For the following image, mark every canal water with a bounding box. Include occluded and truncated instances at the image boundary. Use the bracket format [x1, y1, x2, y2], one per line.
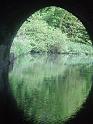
[9, 53, 93, 124]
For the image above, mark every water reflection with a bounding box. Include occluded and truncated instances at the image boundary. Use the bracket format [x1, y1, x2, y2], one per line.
[9, 53, 93, 124]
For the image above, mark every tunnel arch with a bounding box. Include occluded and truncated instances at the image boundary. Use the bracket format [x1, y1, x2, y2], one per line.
[3, 1, 92, 48]
[0, 1, 93, 124]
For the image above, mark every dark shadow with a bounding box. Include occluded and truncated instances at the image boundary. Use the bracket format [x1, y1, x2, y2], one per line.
[0, 1, 93, 124]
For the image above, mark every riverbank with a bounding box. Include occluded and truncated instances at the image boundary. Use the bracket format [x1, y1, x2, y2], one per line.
[11, 39, 93, 57]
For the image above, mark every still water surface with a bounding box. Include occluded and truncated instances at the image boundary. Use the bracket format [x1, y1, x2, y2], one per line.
[9, 53, 93, 124]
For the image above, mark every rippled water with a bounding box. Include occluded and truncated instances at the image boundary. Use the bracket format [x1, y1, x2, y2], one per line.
[9, 53, 93, 124]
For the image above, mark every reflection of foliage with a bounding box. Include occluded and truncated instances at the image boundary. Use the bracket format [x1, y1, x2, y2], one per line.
[10, 6, 93, 56]
[9, 54, 92, 123]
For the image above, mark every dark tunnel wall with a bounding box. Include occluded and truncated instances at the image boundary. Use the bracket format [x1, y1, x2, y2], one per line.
[0, 1, 93, 47]
[0, 1, 93, 124]
[0, 1, 93, 81]
[0, 1, 93, 62]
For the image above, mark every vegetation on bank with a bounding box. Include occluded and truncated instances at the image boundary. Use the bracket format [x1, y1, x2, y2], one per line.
[10, 6, 93, 56]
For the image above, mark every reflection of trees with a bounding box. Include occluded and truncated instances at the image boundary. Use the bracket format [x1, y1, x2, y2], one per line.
[9, 54, 92, 123]
[35, 65, 92, 123]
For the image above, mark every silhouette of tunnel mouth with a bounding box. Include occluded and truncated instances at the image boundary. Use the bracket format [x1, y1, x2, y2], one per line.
[0, 1, 93, 123]
[8, 4, 93, 124]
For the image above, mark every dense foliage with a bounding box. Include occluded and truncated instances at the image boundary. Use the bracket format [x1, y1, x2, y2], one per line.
[10, 6, 93, 56]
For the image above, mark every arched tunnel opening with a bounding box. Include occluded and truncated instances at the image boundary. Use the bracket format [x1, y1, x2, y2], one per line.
[0, 1, 93, 124]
